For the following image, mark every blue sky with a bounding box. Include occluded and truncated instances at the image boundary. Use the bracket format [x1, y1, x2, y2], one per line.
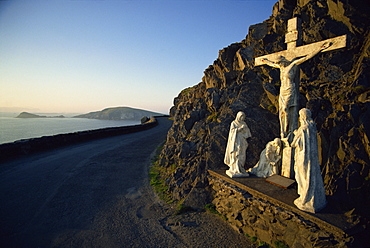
[0, 0, 276, 114]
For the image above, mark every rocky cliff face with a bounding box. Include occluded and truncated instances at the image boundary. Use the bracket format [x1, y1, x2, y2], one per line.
[159, 0, 370, 219]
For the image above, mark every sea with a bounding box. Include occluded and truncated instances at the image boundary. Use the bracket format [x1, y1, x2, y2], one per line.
[0, 115, 140, 145]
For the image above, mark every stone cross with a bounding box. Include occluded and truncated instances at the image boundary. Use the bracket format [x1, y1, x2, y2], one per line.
[255, 17, 347, 66]
[255, 17, 347, 178]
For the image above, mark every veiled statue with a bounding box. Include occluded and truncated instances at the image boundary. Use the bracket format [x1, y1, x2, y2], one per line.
[291, 108, 327, 213]
[224, 111, 251, 178]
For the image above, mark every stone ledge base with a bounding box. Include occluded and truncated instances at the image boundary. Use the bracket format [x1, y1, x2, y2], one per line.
[208, 170, 354, 248]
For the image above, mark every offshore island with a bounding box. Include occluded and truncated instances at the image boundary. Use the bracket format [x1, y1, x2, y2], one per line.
[16, 112, 65, 118]
[15, 106, 162, 121]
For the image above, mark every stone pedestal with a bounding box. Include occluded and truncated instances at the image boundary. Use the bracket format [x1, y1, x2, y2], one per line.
[281, 145, 295, 179]
[266, 174, 295, 189]
[226, 170, 249, 178]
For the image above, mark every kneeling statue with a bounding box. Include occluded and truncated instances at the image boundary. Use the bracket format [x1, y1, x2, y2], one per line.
[248, 138, 282, 178]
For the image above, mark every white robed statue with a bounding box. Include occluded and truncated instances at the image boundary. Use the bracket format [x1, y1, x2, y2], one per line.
[291, 108, 326, 213]
[224, 111, 251, 178]
[248, 138, 282, 178]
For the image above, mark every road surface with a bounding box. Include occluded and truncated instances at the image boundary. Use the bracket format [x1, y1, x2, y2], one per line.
[0, 117, 255, 248]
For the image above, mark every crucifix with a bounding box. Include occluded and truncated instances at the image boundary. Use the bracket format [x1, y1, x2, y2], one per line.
[255, 17, 347, 178]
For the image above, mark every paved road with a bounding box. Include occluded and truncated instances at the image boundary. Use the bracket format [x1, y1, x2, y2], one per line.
[0, 117, 255, 248]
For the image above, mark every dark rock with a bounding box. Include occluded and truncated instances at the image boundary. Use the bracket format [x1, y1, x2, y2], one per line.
[182, 187, 212, 210]
[158, 0, 370, 230]
[141, 116, 150, 124]
[249, 22, 269, 41]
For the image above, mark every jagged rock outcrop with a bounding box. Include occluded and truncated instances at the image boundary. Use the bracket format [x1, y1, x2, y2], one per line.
[159, 0, 370, 224]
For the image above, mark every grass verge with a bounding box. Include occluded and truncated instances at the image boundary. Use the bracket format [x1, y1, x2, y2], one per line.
[149, 144, 195, 215]
[204, 203, 227, 220]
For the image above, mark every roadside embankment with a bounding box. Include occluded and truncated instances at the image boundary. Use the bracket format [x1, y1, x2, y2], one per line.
[0, 116, 163, 163]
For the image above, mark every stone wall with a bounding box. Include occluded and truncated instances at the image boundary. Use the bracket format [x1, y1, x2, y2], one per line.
[0, 117, 158, 163]
[209, 175, 353, 248]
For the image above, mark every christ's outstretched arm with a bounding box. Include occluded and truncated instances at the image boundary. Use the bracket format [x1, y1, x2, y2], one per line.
[292, 42, 332, 66]
[261, 58, 281, 69]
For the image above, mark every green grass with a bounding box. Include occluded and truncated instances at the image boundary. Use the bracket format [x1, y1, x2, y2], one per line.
[174, 204, 194, 215]
[152, 145, 163, 161]
[149, 166, 172, 202]
[353, 85, 369, 94]
[244, 233, 258, 243]
[207, 112, 219, 122]
[243, 234, 291, 248]
[250, 236, 257, 242]
[149, 144, 198, 215]
[204, 203, 228, 220]
[149, 144, 174, 204]
[267, 104, 276, 113]
[204, 203, 219, 214]
[274, 241, 289, 248]
[259, 241, 270, 247]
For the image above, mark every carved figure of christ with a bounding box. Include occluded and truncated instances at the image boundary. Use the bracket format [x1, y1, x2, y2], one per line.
[261, 42, 331, 139]
[255, 17, 347, 178]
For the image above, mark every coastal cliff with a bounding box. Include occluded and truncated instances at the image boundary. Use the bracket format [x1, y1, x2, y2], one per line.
[158, 0, 370, 224]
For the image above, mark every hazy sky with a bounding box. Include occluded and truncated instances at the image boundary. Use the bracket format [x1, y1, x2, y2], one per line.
[0, 0, 276, 114]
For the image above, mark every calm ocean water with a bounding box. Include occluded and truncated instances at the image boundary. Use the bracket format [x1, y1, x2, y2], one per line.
[0, 117, 140, 145]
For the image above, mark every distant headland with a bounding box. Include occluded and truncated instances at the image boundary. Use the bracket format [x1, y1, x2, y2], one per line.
[73, 106, 162, 121]
[15, 107, 163, 120]
[16, 112, 65, 118]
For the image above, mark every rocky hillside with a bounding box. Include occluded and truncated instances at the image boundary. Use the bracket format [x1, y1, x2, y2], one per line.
[158, 0, 370, 221]
[74, 107, 162, 121]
